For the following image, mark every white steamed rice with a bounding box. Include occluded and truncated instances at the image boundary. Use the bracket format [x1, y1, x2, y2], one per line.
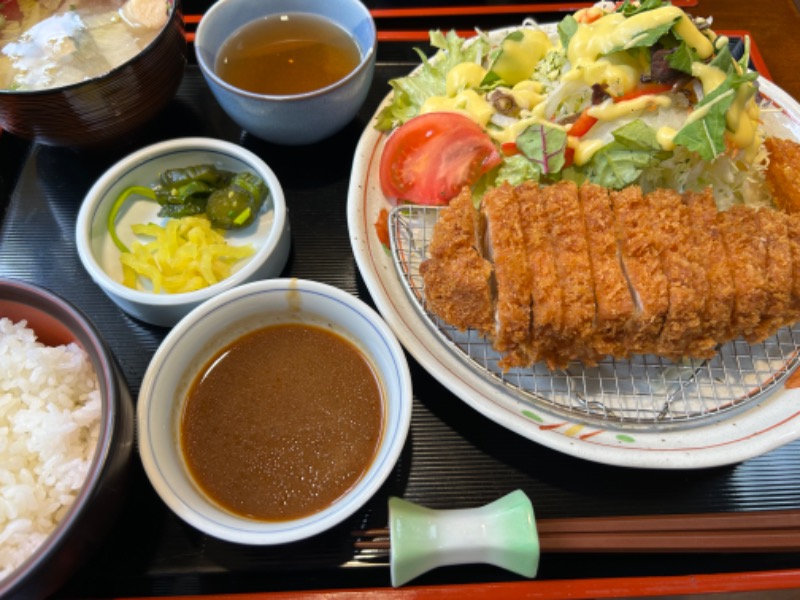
[0, 317, 101, 580]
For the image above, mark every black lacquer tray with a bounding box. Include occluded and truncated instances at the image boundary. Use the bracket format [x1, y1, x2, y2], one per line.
[1, 42, 800, 599]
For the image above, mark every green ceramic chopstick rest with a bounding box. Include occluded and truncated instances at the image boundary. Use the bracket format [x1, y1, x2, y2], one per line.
[388, 489, 540, 586]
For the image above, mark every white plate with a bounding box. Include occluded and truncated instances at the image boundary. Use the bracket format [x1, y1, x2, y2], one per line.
[347, 26, 800, 469]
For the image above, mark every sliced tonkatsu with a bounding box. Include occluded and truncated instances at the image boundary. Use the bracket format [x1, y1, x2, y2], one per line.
[578, 183, 635, 359]
[480, 182, 533, 368]
[716, 205, 768, 343]
[609, 186, 670, 355]
[764, 136, 800, 214]
[419, 186, 494, 336]
[516, 181, 565, 370]
[753, 208, 793, 340]
[542, 181, 598, 367]
[646, 188, 709, 360]
[785, 217, 800, 322]
[421, 168, 800, 370]
[681, 189, 735, 349]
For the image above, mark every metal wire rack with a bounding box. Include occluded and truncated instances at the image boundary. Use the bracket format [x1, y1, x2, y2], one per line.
[389, 205, 800, 431]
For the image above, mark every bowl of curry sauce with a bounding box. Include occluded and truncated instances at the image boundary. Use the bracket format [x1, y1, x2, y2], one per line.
[137, 278, 411, 544]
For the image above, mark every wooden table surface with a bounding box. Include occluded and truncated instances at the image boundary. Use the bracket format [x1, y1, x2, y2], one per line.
[700, 0, 800, 99]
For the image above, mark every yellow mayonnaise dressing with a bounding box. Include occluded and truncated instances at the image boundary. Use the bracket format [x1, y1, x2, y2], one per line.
[570, 137, 608, 166]
[420, 89, 495, 127]
[568, 7, 712, 64]
[566, 96, 673, 165]
[491, 29, 553, 86]
[489, 116, 568, 145]
[725, 84, 761, 159]
[587, 94, 673, 121]
[656, 126, 677, 151]
[445, 62, 487, 96]
[565, 7, 713, 95]
[562, 52, 643, 97]
[692, 62, 728, 94]
[509, 80, 545, 111]
[690, 61, 761, 157]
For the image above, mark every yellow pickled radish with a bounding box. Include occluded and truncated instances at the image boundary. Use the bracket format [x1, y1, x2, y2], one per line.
[119, 216, 255, 293]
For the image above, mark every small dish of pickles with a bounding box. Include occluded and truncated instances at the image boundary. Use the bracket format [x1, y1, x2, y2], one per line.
[76, 137, 291, 327]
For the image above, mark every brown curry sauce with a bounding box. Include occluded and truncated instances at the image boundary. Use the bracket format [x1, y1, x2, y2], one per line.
[180, 323, 383, 521]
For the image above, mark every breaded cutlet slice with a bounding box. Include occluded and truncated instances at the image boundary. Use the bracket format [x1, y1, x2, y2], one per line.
[764, 137, 800, 214]
[420, 187, 494, 335]
[751, 208, 793, 341]
[784, 217, 800, 323]
[480, 182, 533, 369]
[646, 188, 711, 359]
[682, 189, 735, 345]
[610, 186, 670, 355]
[517, 181, 564, 369]
[542, 181, 599, 367]
[579, 182, 635, 359]
[717, 205, 768, 343]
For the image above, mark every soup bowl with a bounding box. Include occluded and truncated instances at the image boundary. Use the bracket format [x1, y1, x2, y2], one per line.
[0, 0, 186, 148]
[138, 278, 412, 544]
[194, 0, 376, 145]
[75, 137, 291, 328]
[0, 278, 135, 600]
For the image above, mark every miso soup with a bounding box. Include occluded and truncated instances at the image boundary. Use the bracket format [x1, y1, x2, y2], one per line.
[0, 0, 170, 91]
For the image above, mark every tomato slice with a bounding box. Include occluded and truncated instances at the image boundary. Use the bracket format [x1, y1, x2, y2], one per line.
[379, 112, 502, 205]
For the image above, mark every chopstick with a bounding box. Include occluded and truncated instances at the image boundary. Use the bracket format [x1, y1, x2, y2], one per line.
[353, 509, 800, 553]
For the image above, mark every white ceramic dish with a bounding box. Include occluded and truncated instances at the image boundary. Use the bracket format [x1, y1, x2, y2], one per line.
[76, 137, 290, 327]
[137, 278, 412, 544]
[347, 25, 800, 469]
[195, 0, 376, 145]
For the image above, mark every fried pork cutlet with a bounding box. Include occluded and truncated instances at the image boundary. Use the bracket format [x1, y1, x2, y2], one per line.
[579, 183, 635, 358]
[716, 205, 768, 343]
[610, 186, 669, 355]
[481, 182, 532, 368]
[785, 218, 800, 322]
[753, 208, 793, 341]
[516, 182, 564, 369]
[419, 187, 494, 335]
[421, 176, 800, 370]
[543, 181, 598, 367]
[646, 188, 710, 360]
[681, 189, 735, 347]
[765, 137, 800, 214]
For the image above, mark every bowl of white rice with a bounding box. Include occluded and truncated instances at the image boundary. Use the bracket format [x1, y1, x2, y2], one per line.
[0, 278, 135, 600]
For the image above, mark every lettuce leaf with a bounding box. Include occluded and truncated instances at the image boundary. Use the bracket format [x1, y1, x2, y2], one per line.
[515, 124, 569, 176]
[709, 42, 736, 73]
[495, 154, 542, 186]
[374, 30, 490, 131]
[557, 14, 578, 50]
[607, 18, 679, 54]
[615, 0, 669, 17]
[665, 41, 699, 74]
[673, 70, 758, 161]
[583, 120, 669, 189]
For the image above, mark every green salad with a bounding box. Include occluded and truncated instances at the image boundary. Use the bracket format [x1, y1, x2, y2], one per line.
[376, 0, 769, 209]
